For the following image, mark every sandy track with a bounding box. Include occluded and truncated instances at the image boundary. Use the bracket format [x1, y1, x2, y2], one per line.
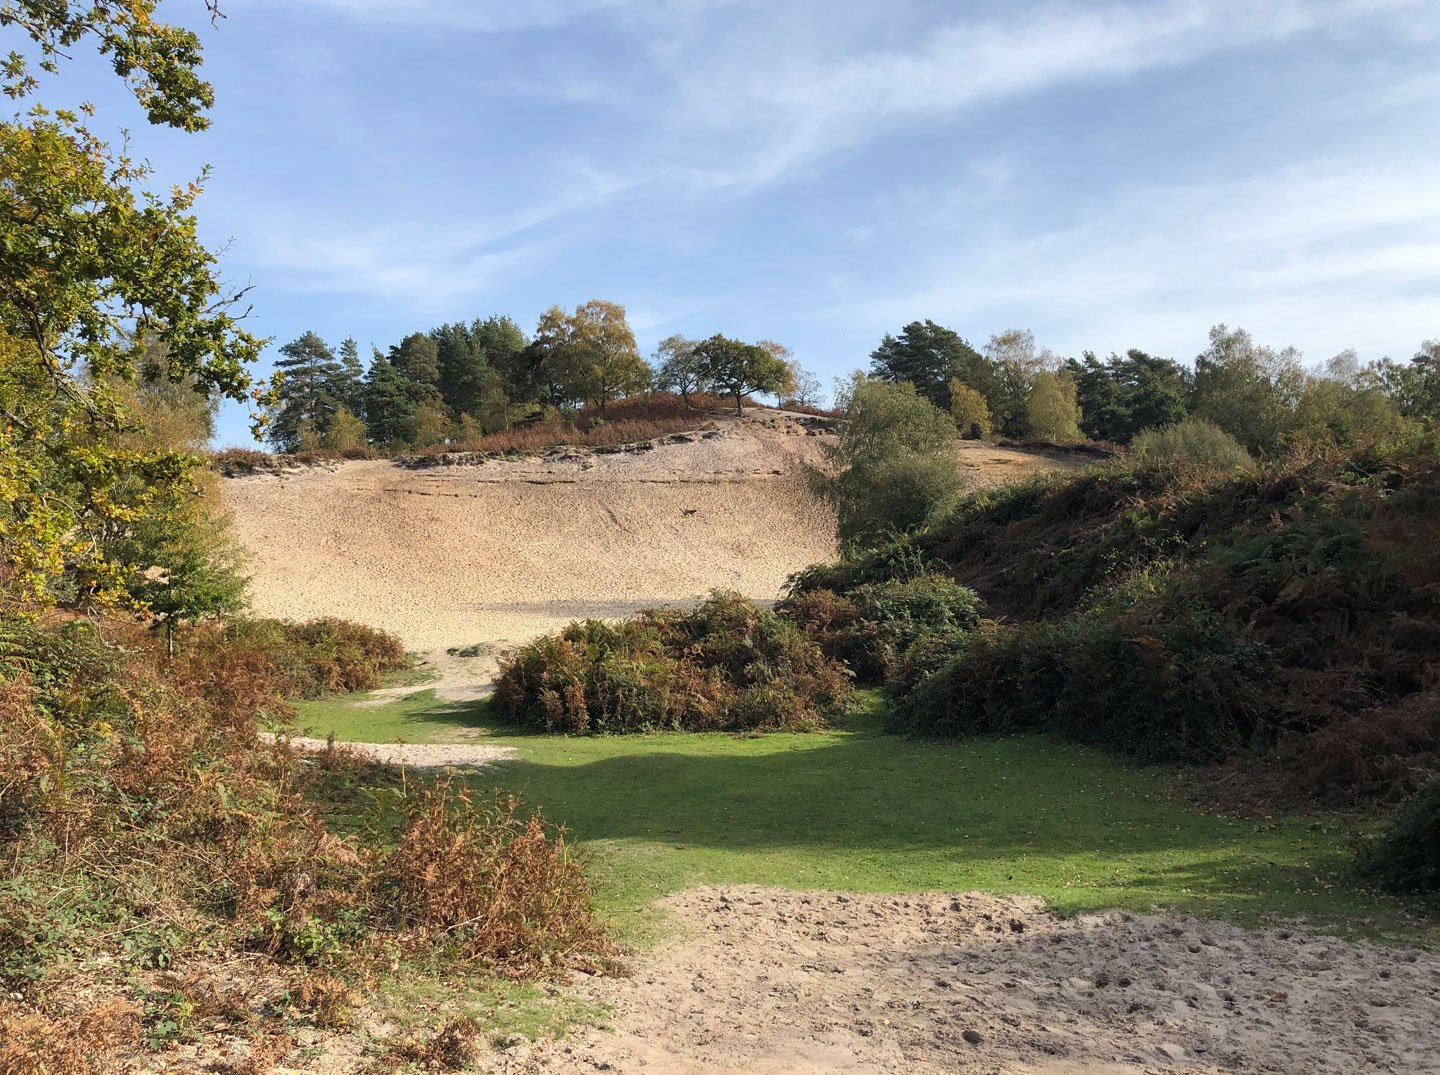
[504, 886, 1440, 1075]
[280, 735, 517, 769]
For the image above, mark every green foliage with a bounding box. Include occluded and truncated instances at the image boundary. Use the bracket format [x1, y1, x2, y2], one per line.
[532, 300, 649, 411]
[324, 404, 368, 451]
[651, 334, 708, 406]
[869, 319, 986, 411]
[1065, 349, 1189, 444]
[117, 513, 249, 651]
[888, 576, 1270, 764]
[0, 9, 264, 610]
[693, 333, 794, 416]
[781, 574, 985, 682]
[1131, 417, 1254, 473]
[268, 331, 349, 451]
[361, 350, 417, 448]
[0, 1, 217, 131]
[811, 376, 963, 550]
[1190, 324, 1308, 453]
[948, 380, 993, 439]
[494, 591, 853, 734]
[1359, 777, 1440, 907]
[803, 433, 1440, 809]
[1024, 370, 1082, 440]
[1374, 340, 1440, 419]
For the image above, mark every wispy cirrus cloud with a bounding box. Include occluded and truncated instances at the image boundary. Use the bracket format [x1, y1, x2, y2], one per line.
[830, 152, 1440, 364]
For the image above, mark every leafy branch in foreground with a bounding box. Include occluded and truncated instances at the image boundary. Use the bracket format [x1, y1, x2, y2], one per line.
[0, 3, 267, 610]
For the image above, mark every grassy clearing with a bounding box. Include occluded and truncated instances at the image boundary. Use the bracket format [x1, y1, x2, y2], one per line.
[294, 689, 1433, 945]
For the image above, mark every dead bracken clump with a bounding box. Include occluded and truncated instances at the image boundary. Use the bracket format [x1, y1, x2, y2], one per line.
[376, 779, 606, 973]
[375, 1016, 484, 1072]
[494, 590, 853, 733]
[0, 614, 609, 1071]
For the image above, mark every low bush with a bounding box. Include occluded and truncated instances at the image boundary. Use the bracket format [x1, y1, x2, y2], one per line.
[209, 446, 378, 476]
[494, 591, 853, 733]
[781, 574, 984, 682]
[1359, 776, 1440, 907]
[171, 616, 409, 704]
[0, 615, 607, 1067]
[887, 583, 1270, 764]
[411, 392, 736, 460]
[1131, 417, 1254, 473]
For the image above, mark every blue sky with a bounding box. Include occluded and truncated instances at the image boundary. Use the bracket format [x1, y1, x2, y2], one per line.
[61, 0, 1440, 445]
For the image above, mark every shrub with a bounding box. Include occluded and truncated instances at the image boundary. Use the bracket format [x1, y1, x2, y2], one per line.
[172, 616, 409, 703]
[888, 579, 1270, 764]
[0, 616, 606, 1061]
[409, 392, 736, 460]
[374, 780, 604, 972]
[494, 591, 853, 733]
[781, 574, 984, 682]
[1359, 776, 1440, 906]
[949, 380, 993, 439]
[1132, 417, 1254, 473]
[811, 377, 965, 550]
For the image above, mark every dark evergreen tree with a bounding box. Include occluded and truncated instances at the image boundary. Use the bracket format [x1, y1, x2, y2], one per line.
[268, 331, 345, 452]
[474, 315, 528, 398]
[363, 348, 417, 447]
[1116, 349, 1189, 437]
[1066, 349, 1189, 443]
[390, 332, 443, 405]
[1066, 353, 1126, 441]
[432, 321, 490, 416]
[869, 320, 986, 411]
[336, 336, 366, 412]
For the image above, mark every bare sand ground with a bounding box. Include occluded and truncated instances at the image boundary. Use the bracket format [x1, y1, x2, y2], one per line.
[222, 411, 1072, 652]
[225, 412, 835, 650]
[499, 887, 1440, 1075]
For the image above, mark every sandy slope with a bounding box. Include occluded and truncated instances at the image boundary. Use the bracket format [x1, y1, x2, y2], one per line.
[223, 411, 1066, 650]
[224, 413, 832, 649]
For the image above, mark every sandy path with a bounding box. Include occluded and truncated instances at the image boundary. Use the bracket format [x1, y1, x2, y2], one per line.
[501, 886, 1439, 1075]
[280, 735, 517, 769]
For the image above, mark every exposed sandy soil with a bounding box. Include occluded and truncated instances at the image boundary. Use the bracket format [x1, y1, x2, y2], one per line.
[499, 886, 1440, 1075]
[278, 734, 516, 769]
[222, 411, 1072, 650]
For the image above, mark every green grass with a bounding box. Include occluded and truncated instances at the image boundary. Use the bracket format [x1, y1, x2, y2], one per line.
[295, 688, 1434, 945]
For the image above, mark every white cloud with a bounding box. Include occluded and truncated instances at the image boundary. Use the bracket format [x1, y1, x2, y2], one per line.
[636, 0, 1431, 194]
[832, 154, 1440, 364]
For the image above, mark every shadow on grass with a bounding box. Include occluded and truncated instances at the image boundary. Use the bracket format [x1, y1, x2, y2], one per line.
[304, 692, 1425, 933]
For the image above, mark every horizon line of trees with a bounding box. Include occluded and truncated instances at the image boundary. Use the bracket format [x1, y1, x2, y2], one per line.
[264, 301, 820, 453]
[265, 301, 1439, 459]
[869, 319, 1440, 454]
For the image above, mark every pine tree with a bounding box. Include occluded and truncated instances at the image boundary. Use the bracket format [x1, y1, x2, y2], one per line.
[869, 320, 986, 411]
[268, 331, 345, 452]
[336, 336, 366, 412]
[391, 332, 442, 403]
[363, 349, 417, 448]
